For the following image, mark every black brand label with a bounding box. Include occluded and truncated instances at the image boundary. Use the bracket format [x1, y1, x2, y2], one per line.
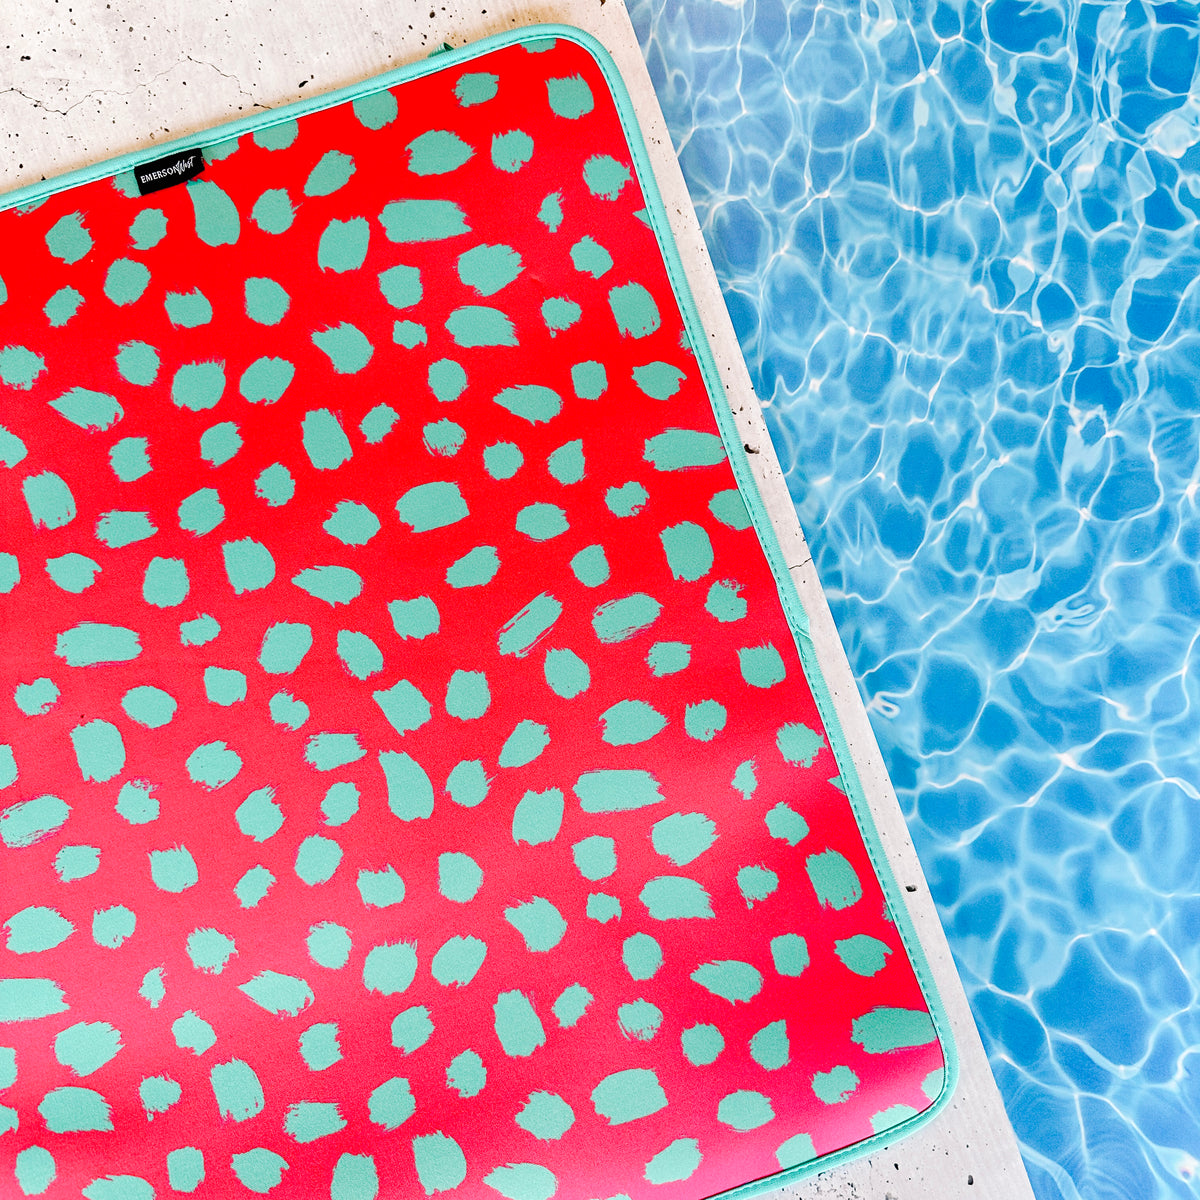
[135, 148, 205, 195]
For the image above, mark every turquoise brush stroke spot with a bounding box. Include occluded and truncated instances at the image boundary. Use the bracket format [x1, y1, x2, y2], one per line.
[423, 419, 466, 456]
[411, 1131, 467, 1195]
[305, 732, 365, 771]
[0, 344, 45, 389]
[589, 893, 620, 921]
[648, 641, 690, 676]
[593, 593, 662, 642]
[645, 1139, 702, 1185]
[583, 154, 631, 199]
[103, 257, 150, 305]
[547, 439, 584, 484]
[255, 462, 295, 505]
[765, 802, 809, 846]
[681, 1023, 723, 1066]
[770, 933, 810, 978]
[691, 959, 763, 1003]
[706, 579, 747, 622]
[312, 322, 373, 373]
[605, 481, 648, 517]
[633, 362, 686, 400]
[0, 553, 18, 593]
[139, 1074, 182, 1118]
[251, 187, 294, 234]
[445, 760, 489, 809]
[0, 977, 68, 1020]
[652, 812, 716, 866]
[293, 565, 363, 605]
[45, 211, 92, 263]
[143, 557, 189, 608]
[56, 622, 141, 666]
[498, 720, 550, 768]
[428, 358, 467, 402]
[571, 360, 606, 398]
[438, 850, 483, 900]
[812, 1065, 859, 1106]
[777, 721, 824, 766]
[389, 596, 440, 639]
[45, 553, 99, 594]
[319, 217, 370, 273]
[572, 835, 616, 880]
[836, 934, 893, 977]
[547, 73, 594, 119]
[601, 699, 667, 745]
[96, 509, 156, 548]
[324, 500, 380, 545]
[660, 522, 713, 581]
[455, 71, 498, 105]
[23, 472, 75, 529]
[496, 591, 559, 654]
[640, 875, 714, 919]
[446, 546, 499, 589]
[591, 1068, 667, 1125]
[380, 199, 470, 243]
[0, 424, 28, 467]
[285, 1101, 346, 1144]
[240, 970, 314, 1016]
[738, 864, 779, 907]
[49, 387, 122, 431]
[516, 1091, 574, 1140]
[180, 614, 220, 646]
[337, 630, 383, 679]
[407, 129, 474, 175]
[619, 999, 663, 1041]
[709, 488, 751, 531]
[570, 235, 612, 278]
[718, 1090, 775, 1131]
[186, 741, 242, 789]
[379, 264, 422, 308]
[199, 421, 241, 466]
[175, 489, 223, 537]
[70, 720, 125, 782]
[354, 88, 398, 129]
[505, 897, 566, 952]
[430, 935, 487, 986]
[294, 835, 342, 886]
[115, 781, 158, 824]
[445, 669, 490, 719]
[512, 788, 563, 846]
[187, 179, 240, 245]
[115, 340, 159, 385]
[358, 867, 404, 908]
[368, 1077, 415, 1129]
[492, 129, 534, 172]
[541, 296, 581, 335]
[15, 1145, 57, 1194]
[608, 282, 660, 338]
[363, 941, 418, 996]
[380, 751, 435, 820]
[239, 356, 294, 404]
[852, 1006, 937, 1053]
[516, 503, 568, 541]
[129, 207, 166, 249]
[244, 276, 290, 325]
[15, 677, 60, 716]
[164, 288, 212, 327]
[166, 1147, 204, 1192]
[570, 544, 608, 588]
[574, 770, 663, 813]
[236, 787, 283, 842]
[304, 149, 355, 196]
[110, 436, 150, 482]
[187, 927, 236, 973]
[494, 384, 561, 423]
[446, 305, 517, 347]
[0, 747, 19, 793]
[149, 845, 198, 892]
[538, 192, 563, 231]
[553, 984, 593, 1027]
[750, 1020, 790, 1070]
[685, 699, 727, 741]
[739, 643, 786, 688]
[254, 120, 296, 149]
[374, 679, 432, 735]
[361, 403, 399, 442]
[7, 906, 74, 954]
[235, 866, 275, 908]
[209, 1059, 264, 1122]
[806, 849, 862, 910]
[39, 1087, 113, 1133]
[458, 243, 522, 295]
[203, 666, 245, 706]
[231, 1149, 288, 1194]
[92, 905, 135, 948]
[396, 480, 468, 531]
[446, 1050, 486, 1097]
[644, 428, 726, 470]
[483, 1164, 557, 1200]
[484, 441, 523, 478]
[222, 538, 274, 593]
[321, 781, 359, 825]
[298, 1024, 341, 1071]
[493, 991, 545, 1057]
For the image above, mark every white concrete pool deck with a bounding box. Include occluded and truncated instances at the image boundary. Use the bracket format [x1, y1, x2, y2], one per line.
[0, 2, 1035, 1196]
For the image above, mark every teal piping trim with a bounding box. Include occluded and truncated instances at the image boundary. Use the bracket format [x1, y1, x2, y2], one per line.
[0, 21, 961, 1193]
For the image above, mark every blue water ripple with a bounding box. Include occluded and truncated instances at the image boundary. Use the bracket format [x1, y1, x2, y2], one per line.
[629, 0, 1200, 1195]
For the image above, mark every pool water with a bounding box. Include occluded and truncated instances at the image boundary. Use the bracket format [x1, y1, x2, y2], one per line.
[627, 1, 1200, 1197]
